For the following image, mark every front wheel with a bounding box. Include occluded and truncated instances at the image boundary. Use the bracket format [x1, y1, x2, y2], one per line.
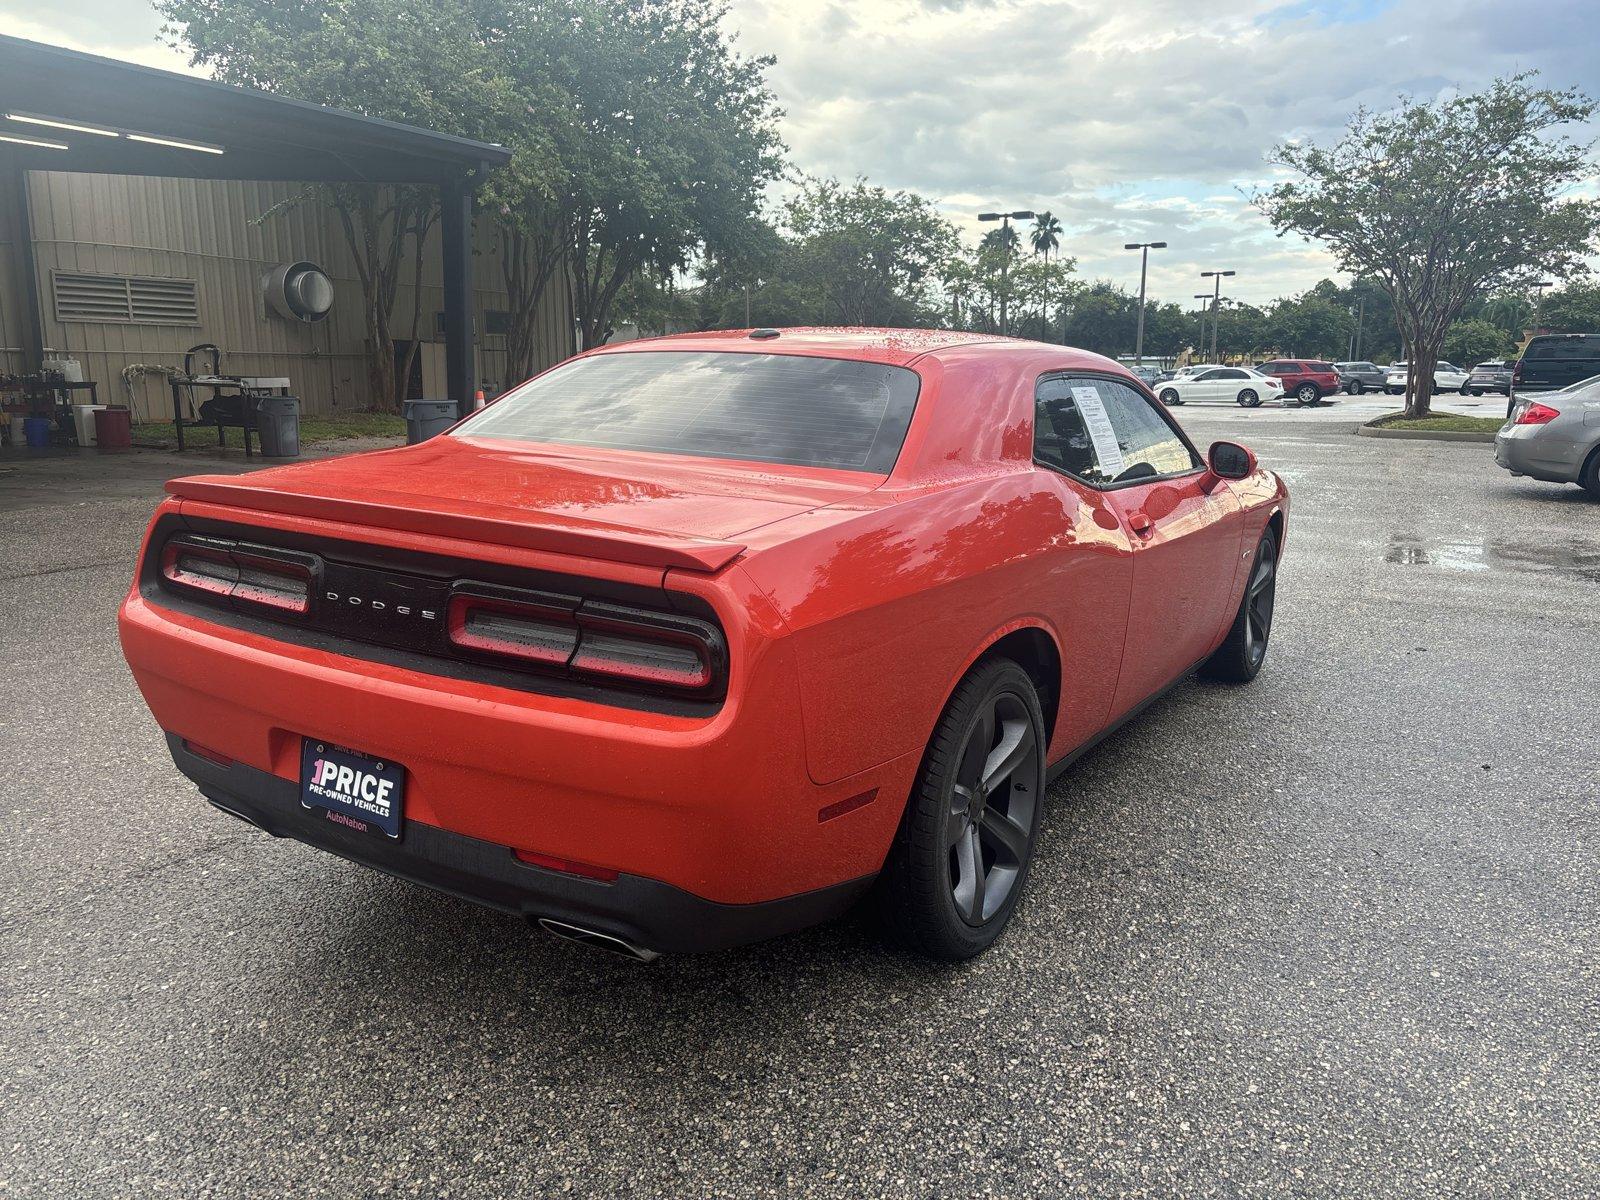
[1237, 389, 1261, 407]
[1159, 388, 1182, 406]
[1201, 528, 1278, 684]
[875, 657, 1046, 960]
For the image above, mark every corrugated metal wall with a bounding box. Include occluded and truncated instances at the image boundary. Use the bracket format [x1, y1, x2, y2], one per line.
[4, 170, 574, 420]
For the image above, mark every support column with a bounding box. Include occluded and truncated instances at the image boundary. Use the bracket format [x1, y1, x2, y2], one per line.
[440, 174, 476, 419]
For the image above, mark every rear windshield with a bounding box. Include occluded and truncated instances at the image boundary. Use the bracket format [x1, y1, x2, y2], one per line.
[457, 351, 922, 473]
[1525, 335, 1600, 361]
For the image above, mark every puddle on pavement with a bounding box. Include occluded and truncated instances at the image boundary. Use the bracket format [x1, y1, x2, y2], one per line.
[1385, 534, 1600, 582]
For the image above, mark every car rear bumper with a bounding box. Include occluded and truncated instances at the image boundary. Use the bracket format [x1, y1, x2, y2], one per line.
[1495, 429, 1580, 482]
[171, 735, 872, 954]
[120, 586, 917, 909]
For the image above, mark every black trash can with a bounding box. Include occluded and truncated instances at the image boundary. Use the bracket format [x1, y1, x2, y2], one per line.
[254, 395, 301, 458]
[405, 399, 458, 445]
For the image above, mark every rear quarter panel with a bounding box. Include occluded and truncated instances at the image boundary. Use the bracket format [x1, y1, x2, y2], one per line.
[738, 347, 1134, 786]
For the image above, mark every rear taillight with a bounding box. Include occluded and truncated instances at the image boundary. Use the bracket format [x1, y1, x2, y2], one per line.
[1513, 402, 1559, 426]
[160, 535, 313, 615]
[1512, 361, 1524, 384]
[447, 586, 725, 696]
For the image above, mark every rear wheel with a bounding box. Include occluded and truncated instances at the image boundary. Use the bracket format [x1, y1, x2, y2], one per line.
[1295, 383, 1320, 405]
[1160, 388, 1182, 406]
[1348, 379, 1365, 395]
[1460, 383, 1472, 395]
[1237, 389, 1261, 407]
[1580, 447, 1600, 500]
[876, 657, 1046, 960]
[1201, 528, 1278, 684]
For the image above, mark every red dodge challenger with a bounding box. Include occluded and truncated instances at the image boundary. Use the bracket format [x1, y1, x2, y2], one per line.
[119, 329, 1288, 961]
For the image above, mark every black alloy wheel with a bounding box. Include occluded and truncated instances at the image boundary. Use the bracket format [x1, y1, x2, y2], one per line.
[1160, 388, 1181, 406]
[1237, 389, 1261, 407]
[1202, 528, 1279, 683]
[876, 657, 1046, 960]
[945, 691, 1038, 927]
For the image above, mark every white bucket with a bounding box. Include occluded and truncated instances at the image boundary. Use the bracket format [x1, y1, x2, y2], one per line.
[73, 404, 107, 447]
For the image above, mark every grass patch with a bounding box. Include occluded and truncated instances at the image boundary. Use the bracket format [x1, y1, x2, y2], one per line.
[133, 410, 406, 450]
[1367, 411, 1505, 434]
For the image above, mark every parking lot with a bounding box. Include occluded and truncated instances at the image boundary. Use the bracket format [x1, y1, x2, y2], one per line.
[2, 408, 1596, 1198]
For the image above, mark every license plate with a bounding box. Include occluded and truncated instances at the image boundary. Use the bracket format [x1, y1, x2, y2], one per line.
[300, 739, 405, 839]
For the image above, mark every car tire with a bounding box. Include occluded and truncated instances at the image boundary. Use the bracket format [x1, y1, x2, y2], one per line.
[1580, 447, 1600, 500]
[1159, 388, 1182, 406]
[1387, 386, 1402, 395]
[1295, 384, 1320, 405]
[1460, 383, 1472, 395]
[1200, 528, 1279, 685]
[1348, 380, 1365, 395]
[1237, 389, 1261, 407]
[875, 656, 1046, 961]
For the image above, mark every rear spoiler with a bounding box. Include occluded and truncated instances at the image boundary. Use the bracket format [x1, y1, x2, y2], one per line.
[164, 475, 747, 573]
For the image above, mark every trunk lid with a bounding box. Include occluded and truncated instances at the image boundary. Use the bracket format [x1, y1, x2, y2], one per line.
[165, 434, 882, 573]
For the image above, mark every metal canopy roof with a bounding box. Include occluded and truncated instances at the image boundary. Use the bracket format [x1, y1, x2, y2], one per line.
[0, 35, 512, 184]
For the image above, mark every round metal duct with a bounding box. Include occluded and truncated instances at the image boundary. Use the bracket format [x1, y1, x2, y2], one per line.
[263, 261, 334, 322]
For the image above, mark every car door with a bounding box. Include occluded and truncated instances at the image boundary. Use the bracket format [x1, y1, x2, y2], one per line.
[1188, 367, 1227, 402]
[1062, 376, 1244, 718]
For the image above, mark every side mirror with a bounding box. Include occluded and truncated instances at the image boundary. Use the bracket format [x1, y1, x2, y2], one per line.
[1207, 440, 1257, 481]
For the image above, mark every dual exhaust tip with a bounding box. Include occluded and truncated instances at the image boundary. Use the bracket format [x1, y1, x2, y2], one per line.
[537, 917, 659, 963]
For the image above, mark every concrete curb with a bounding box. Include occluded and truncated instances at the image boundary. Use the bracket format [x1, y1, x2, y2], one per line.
[1356, 424, 1498, 444]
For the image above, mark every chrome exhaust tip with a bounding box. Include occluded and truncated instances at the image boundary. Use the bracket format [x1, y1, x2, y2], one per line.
[538, 918, 660, 963]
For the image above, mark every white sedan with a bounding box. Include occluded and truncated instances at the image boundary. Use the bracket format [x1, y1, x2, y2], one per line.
[1155, 366, 1286, 407]
[1384, 362, 1470, 394]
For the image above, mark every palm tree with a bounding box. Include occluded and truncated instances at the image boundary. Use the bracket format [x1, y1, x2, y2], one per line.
[1031, 211, 1063, 339]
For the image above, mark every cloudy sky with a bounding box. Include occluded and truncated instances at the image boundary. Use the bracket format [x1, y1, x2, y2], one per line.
[5, 0, 1598, 305]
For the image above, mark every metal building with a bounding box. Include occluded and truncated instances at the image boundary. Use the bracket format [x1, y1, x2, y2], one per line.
[0, 36, 574, 425]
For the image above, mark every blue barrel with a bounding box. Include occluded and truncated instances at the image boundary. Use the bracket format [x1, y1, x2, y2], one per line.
[24, 416, 52, 447]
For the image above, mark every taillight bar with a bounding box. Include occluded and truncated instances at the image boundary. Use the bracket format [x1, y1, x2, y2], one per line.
[159, 534, 316, 615]
[447, 583, 726, 697]
[1513, 401, 1560, 426]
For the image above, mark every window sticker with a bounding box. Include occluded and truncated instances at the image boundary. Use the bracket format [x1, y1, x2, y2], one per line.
[1070, 385, 1127, 478]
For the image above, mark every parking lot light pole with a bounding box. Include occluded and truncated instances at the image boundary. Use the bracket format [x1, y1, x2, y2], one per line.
[1192, 294, 1212, 360]
[978, 209, 1035, 335]
[1532, 280, 1554, 330]
[1201, 269, 1235, 362]
[1125, 241, 1166, 366]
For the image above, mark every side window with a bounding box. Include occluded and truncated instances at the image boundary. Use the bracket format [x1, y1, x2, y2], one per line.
[1036, 376, 1199, 486]
[1217, 368, 1248, 380]
[1260, 361, 1283, 373]
[1194, 368, 1224, 381]
[1034, 377, 1106, 483]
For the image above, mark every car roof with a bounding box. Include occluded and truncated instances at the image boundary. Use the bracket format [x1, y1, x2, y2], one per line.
[586, 327, 1116, 370]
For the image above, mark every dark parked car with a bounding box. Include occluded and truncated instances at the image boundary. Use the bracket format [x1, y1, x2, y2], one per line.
[1466, 360, 1513, 396]
[1256, 360, 1341, 405]
[1334, 361, 1386, 394]
[1510, 334, 1600, 418]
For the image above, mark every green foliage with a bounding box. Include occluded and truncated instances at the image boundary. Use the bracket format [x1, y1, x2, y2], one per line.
[1480, 292, 1534, 338]
[1443, 319, 1513, 367]
[1256, 73, 1600, 415]
[1538, 282, 1600, 334]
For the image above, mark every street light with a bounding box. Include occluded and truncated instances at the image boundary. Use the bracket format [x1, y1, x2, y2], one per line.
[1201, 269, 1236, 361]
[1532, 280, 1554, 330]
[1193, 294, 1212, 361]
[1124, 241, 1167, 366]
[978, 209, 1036, 335]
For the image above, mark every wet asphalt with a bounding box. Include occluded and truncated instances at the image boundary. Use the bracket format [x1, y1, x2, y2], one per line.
[2, 409, 1597, 1198]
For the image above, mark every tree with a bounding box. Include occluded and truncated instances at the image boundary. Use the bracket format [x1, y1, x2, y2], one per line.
[1538, 282, 1600, 334]
[1029, 211, 1063, 339]
[1443, 319, 1513, 367]
[551, 0, 784, 348]
[1480, 292, 1534, 340]
[160, 0, 513, 410]
[781, 177, 959, 326]
[1256, 74, 1600, 417]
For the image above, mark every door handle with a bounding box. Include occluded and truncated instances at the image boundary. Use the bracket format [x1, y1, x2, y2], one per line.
[1128, 510, 1154, 537]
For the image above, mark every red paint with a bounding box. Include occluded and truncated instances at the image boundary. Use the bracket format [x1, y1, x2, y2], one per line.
[119, 329, 1289, 909]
